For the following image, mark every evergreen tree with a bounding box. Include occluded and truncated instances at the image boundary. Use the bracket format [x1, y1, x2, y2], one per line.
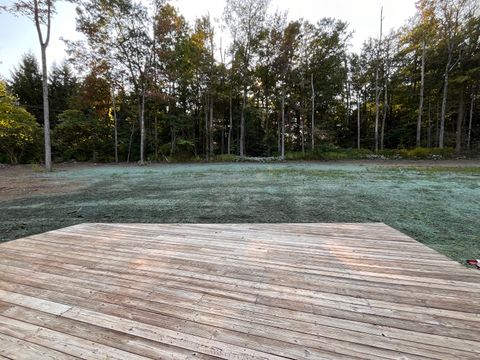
[49, 61, 78, 126]
[9, 52, 43, 124]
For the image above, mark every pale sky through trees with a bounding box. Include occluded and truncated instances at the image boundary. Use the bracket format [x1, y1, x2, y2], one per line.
[0, 0, 416, 77]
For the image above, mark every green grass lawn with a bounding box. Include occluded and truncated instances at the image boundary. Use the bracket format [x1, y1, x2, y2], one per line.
[1, 162, 479, 264]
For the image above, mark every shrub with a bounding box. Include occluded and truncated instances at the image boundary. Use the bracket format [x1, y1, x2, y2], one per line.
[0, 81, 41, 164]
[286, 148, 373, 161]
[396, 147, 455, 159]
[215, 154, 238, 162]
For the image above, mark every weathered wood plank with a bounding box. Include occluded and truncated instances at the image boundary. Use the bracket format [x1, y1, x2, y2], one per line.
[0, 332, 79, 360]
[0, 315, 152, 360]
[0, 245, 475, 346]
[0, 223, 478, 359]
[0, 303, 219, 360]
[4, 250, 479, 319]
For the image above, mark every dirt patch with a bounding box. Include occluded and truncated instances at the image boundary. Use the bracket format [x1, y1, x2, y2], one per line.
[0, 164, 86, 201]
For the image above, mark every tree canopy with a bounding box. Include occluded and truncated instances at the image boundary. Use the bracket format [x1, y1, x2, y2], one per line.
[0, 81, 40, 164]
[1, 0, 479, 164]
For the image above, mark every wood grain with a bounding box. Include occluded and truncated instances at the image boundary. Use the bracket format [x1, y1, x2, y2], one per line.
[0, 223, 478, 359]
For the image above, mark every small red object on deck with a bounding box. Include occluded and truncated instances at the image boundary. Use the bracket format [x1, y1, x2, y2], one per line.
[466, 259, 480, 269]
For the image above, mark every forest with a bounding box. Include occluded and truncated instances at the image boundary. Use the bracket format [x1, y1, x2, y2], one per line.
[0, 0, 479, 166]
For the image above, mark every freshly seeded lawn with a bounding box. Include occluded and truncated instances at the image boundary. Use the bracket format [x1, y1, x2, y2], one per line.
[1, 162, 479, 264]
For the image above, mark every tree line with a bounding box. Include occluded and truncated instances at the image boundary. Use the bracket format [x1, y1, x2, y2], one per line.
[1, 0, 479, 166]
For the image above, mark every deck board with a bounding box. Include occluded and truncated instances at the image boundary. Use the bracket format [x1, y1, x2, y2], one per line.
[0, 223, 479, 359]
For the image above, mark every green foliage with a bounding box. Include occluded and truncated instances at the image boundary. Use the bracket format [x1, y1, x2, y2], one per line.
[53, 109, 112, 162]
[284, 146, 460, 161]
[4, 0, 480, 164]
[0, 81, 41, 164]
[395, 147, 455, 160]
[214, 154, 239, 162]
[174, 138, 196, 159]
[377, 147, 456, 160]
[286, 147, 373, 161]
[53, 110, 93, 161]
[285, 151, 310, 160]
[48, 62, 78, 125]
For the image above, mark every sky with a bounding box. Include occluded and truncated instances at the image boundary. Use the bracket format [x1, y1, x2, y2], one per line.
[0, 0, 417, 79]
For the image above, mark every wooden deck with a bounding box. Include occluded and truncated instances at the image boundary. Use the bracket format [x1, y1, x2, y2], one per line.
[0, 223, 479, 359]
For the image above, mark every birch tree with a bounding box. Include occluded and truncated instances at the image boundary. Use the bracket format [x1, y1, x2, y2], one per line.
[417, 40, 426, 147]
[307, 19, 350, 150]
[374, 7, 383, 153]
[350, 53, 366, 150]
[224, 0, 269, 156]
[412, 0, 437, 147]
[257, 11, 285, 155]
[5, 0, 54, 170]
[466, 91, 476, 150]
[432, 0, 474, 148]
[452, 6, 479, 152]
[75, 0, 154, 163]
[380, 33, 396, 150]
[298, 21, 316, 150]
[273, 21, 301, 158]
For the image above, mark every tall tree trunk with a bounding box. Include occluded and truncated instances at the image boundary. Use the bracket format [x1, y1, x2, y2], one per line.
[127, 123, 135, 163]
[227, 90, 232, 155]
[435, 101, 440, 148]
[427, 100, 432, 148]
[299, 76, 305, 155]
[152, 20, 158, 162]
[311, 73, 315, 151]
[111, 87, 119, 163]
[416, 40, 426, 148]
[154, 115, 158, 160]
[439, 54, 451, 148]
[374, 81, 380, 152]
[221, 127, 224, 154]
[455, 87, 465, 153]
[357, 94, 361, 149]
[209, 28, 215, 158]
[209, 94, 214, 156]
[240, 86, 246, 156]
[277, 112, 281, 155]
[345, 63, 351, 128]
[467, 92, 475, 150]
[301, 114, 305, 155]
[363, 85, 368, 141]
[381, 72, 388, 150]
[169, 103, 175, 157]
[205, 95, 209, 161]
[281, 90, 285, 159]
[33, 0, 52, 171]
[171, 126, 176, 156]
[139, 92, 145, 163]
[374, 7, 383, 153]
[265, 93, 270, 156]
[40, 45, 52, 171]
